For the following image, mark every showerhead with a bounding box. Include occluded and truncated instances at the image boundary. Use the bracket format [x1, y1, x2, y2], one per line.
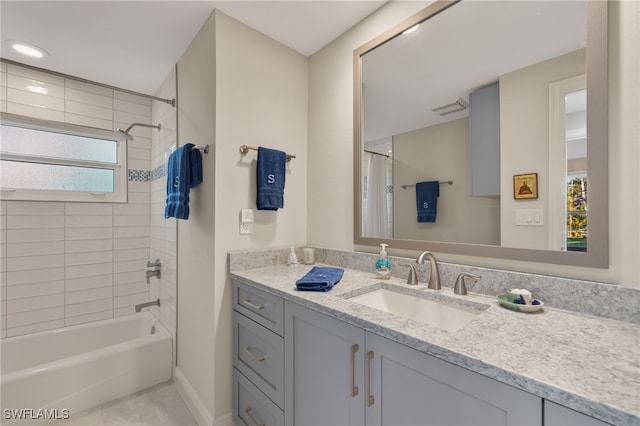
[114, 123, 161, 141]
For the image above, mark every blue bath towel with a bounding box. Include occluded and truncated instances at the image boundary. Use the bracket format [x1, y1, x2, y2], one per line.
[296, 267, 344, 292]
[257, 146, 286, 210]
[416, 181, 439, 223]
[164, 143, 202, 220]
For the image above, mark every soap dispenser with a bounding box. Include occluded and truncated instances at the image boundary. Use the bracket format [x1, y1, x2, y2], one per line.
[375, 244, 392, 280]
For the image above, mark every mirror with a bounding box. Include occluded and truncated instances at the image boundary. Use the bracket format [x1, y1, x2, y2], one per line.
[354, 0, 608, 267]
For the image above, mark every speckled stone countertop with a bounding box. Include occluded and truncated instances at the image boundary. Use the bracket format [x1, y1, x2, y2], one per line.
[229, 263, 640, 426]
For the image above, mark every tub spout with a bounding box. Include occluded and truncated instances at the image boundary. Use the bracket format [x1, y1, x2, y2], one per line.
[135, 298, 160, 313]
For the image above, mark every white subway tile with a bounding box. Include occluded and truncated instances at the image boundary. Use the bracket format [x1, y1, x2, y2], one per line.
[6, 280, 64, 300]
[64, 112, 113, 130]
[66, 298, 112, 317]
[113, 204, 148, 216]
[114, 306, 142, 317]
[113, 215, 150, 227]
[65, 99, 113, 120]
[113, 271, 142, 286]
[66, 286, 113, 305]
[7, 74, 65, 98]
[64, 87, 113, 109]
[1, 69, 7, 87]
[7, 102, 65, 121]
[65, 263, 112, 280]
[128, 181, 151, 194]
[6, 201, 64, 215]
[0, 201, 6, 215]
[64, 227, 113, 241]
[114, 282, 148, 297]
[65, 215, 112, 228]
[7, 293, 64, 314]
[65, 203, 113, 215]
[128, 147, 151, 161]
[65, 250, 113, 266]
[1, 99, 6, 113]
[7, 241, 64, 257]
[127, 158, 151, 171]
[65, 79, 113, 97]
[6, 306, 64, 328]
[127, 192, 150, 205]
[8, 65, 65, 86]
[7, 254, 64, 272]
[7, 88, 65, 110]
[114, 226, 149, 240]
[65, 239, 112, 253]
[7, 215, 64, 229]
[128, 137, 151, 151]
[0, 284, 6, 301]
[6, 267, 64, 286]
[114, 292, 148, 309]
[7, 319, 65, 337]
[114, 247, 149, 262]
[114, 91, 150, 107]
[113, 236, 149, 250]
[6, 228, 64, 243]
[114, 98, 151, 117]
[65, 309, 112, 327]
[114, 259, 145, 274]
[65, 274, 112, 292]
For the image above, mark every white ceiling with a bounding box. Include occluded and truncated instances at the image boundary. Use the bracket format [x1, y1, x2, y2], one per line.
[0, 1, 387, 95]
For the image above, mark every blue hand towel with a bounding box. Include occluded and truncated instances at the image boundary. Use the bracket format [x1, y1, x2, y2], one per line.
[416, 181, 439, 223]
[257, 146, 286, 210]
[296, 267, 344, 292]
[165, 143, 202, 220]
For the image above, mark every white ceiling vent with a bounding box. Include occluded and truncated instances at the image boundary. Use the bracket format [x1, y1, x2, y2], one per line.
[432, 98, 469, 116]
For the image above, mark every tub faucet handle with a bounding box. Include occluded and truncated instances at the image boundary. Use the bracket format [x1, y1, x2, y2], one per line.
[147, 259, 161, 269]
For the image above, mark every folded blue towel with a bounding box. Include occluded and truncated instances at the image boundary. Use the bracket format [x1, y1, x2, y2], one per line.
[257, 147, 286, 210]
[296, 267, 344, 292]
[164, 143, 202, 220]
[416, 181, 439, 223]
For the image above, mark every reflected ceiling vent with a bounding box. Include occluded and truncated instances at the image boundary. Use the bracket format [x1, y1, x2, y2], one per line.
[432, 98, 469, 116]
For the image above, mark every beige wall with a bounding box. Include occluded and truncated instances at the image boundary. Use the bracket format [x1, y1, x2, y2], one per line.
[393, 118, 500, 245]
[177, 9, 308, 423]
[307, 0, 640, 286]
[499, 50, 585, 249]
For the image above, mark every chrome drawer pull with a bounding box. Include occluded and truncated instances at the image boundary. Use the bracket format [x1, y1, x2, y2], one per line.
[244, 346, 266, 362]
[242, 299, 265, 310]
[244, 408, 265, 426]
[350, 344, 359, 397]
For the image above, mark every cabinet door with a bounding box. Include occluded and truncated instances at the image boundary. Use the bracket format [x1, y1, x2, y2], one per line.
[545, 400, 612, 426]
[365, 332, 541, 426]
[285, 302, 365, 426]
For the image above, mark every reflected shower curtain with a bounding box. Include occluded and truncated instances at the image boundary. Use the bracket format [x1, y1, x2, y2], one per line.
[364, 153, 391, 238]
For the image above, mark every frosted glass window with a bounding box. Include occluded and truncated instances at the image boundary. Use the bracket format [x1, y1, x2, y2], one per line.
[0, 114, 126, 202]
[1, 125, 117, 163]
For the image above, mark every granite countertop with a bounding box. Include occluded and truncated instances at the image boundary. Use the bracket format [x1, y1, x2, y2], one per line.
[230, 264, 640, 426]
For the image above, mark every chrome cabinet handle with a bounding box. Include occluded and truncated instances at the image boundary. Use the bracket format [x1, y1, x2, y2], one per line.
[365, 350, 375, 407]
[244, 408, 265, 426]
[350, 344, 359, 397]
[244, 346, 266, 363]
[242, 299, 265, 310]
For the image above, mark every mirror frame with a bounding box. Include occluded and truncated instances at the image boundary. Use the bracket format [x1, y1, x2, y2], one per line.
[353, 0, 608, 268]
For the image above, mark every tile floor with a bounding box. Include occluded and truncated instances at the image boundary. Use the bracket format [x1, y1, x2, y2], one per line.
[44, 381, 197, 426]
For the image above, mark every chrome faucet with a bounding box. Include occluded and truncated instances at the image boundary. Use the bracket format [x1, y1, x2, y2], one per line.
[416, 251, 441, 290]
[135, 298, 160, 312]
[145, 259, 161, 284]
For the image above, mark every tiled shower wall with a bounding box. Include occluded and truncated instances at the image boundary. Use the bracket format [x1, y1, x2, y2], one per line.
[0, 63, 157, 338]
[149, 67, 177, 346]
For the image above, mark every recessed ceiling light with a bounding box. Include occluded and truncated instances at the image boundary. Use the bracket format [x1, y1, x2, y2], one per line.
[10, 41, 47, 58]
[403, 24, 420, 35]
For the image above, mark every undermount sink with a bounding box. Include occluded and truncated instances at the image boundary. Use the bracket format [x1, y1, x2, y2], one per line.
[347, 287, 487, 332]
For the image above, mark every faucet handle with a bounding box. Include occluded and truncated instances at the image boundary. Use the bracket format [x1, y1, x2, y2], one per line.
[399, 264, 419, 285]
[147, 259, 161, 269]
[454, 273, 481, 295]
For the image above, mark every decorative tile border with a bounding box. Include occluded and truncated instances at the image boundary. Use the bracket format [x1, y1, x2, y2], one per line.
[128, 169, 150, 182]
[151, 164, 167, 181]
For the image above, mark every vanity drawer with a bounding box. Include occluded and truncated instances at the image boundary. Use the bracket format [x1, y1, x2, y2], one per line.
[234, 369, 284, 426]
[233, 280, 284, 336]
[234, 311, 284, 408]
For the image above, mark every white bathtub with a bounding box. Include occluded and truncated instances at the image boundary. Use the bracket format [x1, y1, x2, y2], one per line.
[0, 313, 172, 422]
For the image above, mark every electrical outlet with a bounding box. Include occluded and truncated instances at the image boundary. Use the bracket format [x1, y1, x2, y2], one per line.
[240, 222, 253, 235]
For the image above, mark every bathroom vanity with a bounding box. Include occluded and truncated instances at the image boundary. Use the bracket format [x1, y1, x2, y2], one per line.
[229, 252, 639, 426]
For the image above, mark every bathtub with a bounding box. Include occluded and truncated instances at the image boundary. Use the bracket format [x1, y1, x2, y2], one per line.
[1, 312, 172, 422]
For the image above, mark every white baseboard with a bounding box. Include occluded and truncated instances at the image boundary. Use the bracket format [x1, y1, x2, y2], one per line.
[213, 412, 234, 426]
[174, 367, 214, 426]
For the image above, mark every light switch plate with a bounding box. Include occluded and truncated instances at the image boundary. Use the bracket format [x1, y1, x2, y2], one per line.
[241, 208, 254, 223]
[515, 209, 544, 226]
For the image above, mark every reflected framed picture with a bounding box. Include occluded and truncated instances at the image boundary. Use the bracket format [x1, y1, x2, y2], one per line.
[514, 173, 538, 200]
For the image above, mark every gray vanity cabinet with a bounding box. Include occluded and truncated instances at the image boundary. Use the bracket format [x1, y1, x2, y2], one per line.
[284, 301, 366, 426]
[544, 401, 613, 426]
